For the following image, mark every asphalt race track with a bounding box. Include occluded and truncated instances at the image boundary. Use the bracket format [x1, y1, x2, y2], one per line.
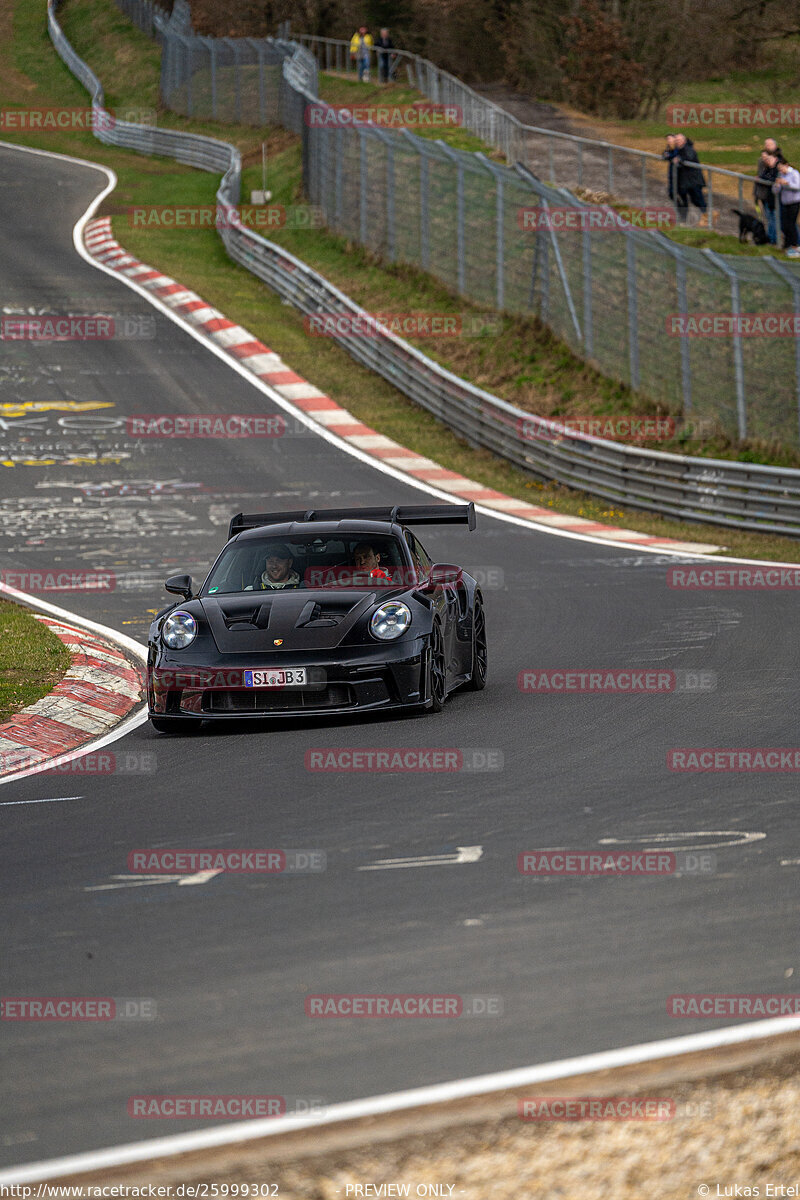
[1, 143, 799, 1167]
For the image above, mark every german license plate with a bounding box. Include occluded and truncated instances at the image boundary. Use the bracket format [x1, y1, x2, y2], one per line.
[244, 668, 307, 688]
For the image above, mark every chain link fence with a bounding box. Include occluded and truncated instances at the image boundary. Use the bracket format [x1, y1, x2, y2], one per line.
[293, 33, 762, 234]
[142, 10, 800, 448]
[301, 113, 800, 447]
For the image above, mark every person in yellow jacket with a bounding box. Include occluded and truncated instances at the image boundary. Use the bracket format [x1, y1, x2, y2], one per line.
[350, 26, 373, 82]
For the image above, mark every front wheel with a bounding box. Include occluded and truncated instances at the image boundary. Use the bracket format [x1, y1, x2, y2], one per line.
[466, 596, 487, 691]
[426, 621, 447, 713]
[149, 716, 203, 735]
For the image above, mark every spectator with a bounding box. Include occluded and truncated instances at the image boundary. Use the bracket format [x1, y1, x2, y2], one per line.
[755, 149, 780, 244]
[350, 26, 373, 82]
[773, 158, 800, 257]
[673, 133, 709, 226]
[375, 28, 394, 84]
[662, 133, 679, 202]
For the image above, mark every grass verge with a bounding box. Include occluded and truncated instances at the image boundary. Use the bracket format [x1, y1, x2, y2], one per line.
[0, 600, 71, 723]
[6, 0, 800, 560]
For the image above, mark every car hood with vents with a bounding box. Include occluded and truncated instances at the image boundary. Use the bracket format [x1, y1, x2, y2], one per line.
[198, 588, 409, 653]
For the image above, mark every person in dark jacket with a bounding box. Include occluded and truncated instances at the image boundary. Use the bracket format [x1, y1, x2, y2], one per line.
[674, 133, 708, 226]
[755, 148, 781, 244]
[662, 133, 679, 202]
[375, 28, 394, 83]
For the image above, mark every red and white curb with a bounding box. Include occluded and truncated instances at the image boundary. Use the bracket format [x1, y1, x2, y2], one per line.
[0, 612, 144, 777]
[83, 216, 721, 556]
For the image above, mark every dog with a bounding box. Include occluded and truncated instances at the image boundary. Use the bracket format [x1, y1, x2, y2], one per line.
[732, 208, 769, 245]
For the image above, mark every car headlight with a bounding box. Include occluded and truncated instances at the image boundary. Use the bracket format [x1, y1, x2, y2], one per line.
[370, 601, 411, 641]
[162, 610, 197, 650]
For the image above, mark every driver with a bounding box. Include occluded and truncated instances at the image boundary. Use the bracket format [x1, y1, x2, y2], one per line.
[246, 543, 301, 591]
[352, 541, 391, 583]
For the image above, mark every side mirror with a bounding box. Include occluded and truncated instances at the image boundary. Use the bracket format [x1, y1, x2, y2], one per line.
[429, 563, 462, 585]
[165, 574, 193, 600]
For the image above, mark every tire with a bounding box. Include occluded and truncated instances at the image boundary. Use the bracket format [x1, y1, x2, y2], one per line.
[149, 716, 203, 735]
[466, 596, 487, 691]
[426, 620, 447, 713]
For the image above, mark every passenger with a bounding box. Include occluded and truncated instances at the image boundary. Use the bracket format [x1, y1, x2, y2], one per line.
[246, 543, 301, 590]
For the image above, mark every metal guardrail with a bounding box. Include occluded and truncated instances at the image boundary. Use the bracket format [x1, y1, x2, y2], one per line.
[46, 0, 800, 537]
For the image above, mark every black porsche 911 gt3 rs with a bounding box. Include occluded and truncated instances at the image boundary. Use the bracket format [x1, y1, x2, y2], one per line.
[147, 503, 487, 731]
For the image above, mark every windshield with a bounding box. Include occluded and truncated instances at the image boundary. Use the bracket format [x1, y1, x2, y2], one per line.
[202, 533, 414, 595]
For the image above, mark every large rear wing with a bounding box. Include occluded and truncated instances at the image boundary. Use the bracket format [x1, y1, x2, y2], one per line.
[227, 503, 476, 541]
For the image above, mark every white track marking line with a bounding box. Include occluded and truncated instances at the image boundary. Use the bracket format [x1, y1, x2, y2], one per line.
[85, 870, 223, 891]
[599, 831, 766, 852]
[2, 1014, 799, 1183]
[359, 846, 484, 870]
[0, 796, 84, 807]
[178, 869, 224, 885]
[84, 876, 177, 891]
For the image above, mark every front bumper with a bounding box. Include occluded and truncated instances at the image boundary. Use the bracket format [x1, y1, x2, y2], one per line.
[148, 641, 428, 719]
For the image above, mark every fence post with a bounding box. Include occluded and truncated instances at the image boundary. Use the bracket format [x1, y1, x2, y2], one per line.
[626, 234, 640, 391]
[516, 169, 582, 342]
[766, 259, 800, 445]
[209, 39, 217, 119]
[386, 139, 396, 262]
[435, 141, 465, 294]
[335, 127, 343, 229]
[184, 35, 193, 117]
[257, 44, 266, 125]
[582, 229, 593, 358]
[475, 152, 504, 310]
[359, 129, 368, 245]
[420, 148, 430, 272]
[641, 156, 646, 206]
[675, 254, 692, 415]
[495, 174, 504, 310]
[232, 41, 242, 124]
[607, 144, 613, 194]
[539, 236, 550, 320]
[456, 160, 465, 295]
[704, 249, 747, 439]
